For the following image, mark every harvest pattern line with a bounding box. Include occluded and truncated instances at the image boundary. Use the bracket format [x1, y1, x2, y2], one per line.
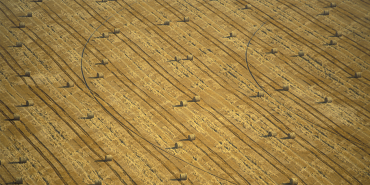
[88, 0, 342, 184]
[139, 0, 368, 182]
[81, 0, 320, 182]
[185, 0, 370, 150]
[0, 102, 74, 185]
[43, 0, 250, 183]
[0, 12, 137, 183]
[74, 0, 255, 183]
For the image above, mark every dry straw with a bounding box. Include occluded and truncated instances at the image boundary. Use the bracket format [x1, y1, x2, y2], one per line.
[16, 42, 23, 47]
[257, 91, 264, 97]
[19, 157, 27, 164]
[193, 96, 200, 102]
[13, 113, 20, 120]
[268, 131, 277, 137]
[175, 142, 183, 148]
[105, 155, 112, 161]
[87, 113, 94, 119]
[230, 32, 236, 37]
[245, 4, 252, 9]
[288, 132, 296, 139]
[330, 40, 337, 45]
[324, 97, 332, 103]
[114, 28, 120, 34]
[330, 2, 336, 7]
[184, 17, 189, 22]
[67, 81, 74, 87]
[283, 85, 289, 91]
[97, 73, 104, 78]
[323, 10, 329, 15]
[164, 20, 170, 25]
[180, 100, 188, 107]
[102, 59, 109, 65]
[290, 177, 298, 185]
[25, 71, 31, 77]
[298, 51, 304, 57]
[179, 173, 187, 180]
[27, 12, 32, 17]
[15, 177, 23, 184]
[188, 134, 195, 140]
[271, 48, 278, 54]
[26, 100, 34, 106]
[187, 55, 193, 60]
[355, 72, 362, 78]
[19, 22, 25, 28]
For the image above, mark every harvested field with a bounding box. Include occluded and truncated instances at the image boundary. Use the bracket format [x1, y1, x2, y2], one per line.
[0, 0, 369, 184]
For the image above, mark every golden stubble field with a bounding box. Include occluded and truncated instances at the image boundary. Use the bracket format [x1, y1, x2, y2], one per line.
[0, 0, 369, 184]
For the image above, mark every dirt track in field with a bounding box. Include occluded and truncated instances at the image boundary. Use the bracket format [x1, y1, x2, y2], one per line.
[0, 0, 369, 184]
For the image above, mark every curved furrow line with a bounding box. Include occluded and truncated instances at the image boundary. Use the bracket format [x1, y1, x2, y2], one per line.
[145, 1, 368, 184]
[0, 103, 74, 185]
[234, 0, 370, 88]
[230, 0, 370, 144]
[11, 0, 228, 184]
[0, 9, 137, 184]
[118, 0, 368, 183]
[0, 46, 134, 184]
[189, 0, 370, 149]
[111, 0, 313, 183]
[40, 0, 237, 183]
[241, 0, 370, 87]
[87, 0, 312, 182]
[71, 0, 249, 183]
[230, 0, 370, 112]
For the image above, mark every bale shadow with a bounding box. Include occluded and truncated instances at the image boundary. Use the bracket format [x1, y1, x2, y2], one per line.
[261, 135, 271, 138]
[88, 76, 98, 79]
[58, 86, 69, 88]
[172, 104, 183, 108]
[5, 118, 17, 121]
[170, 179, 182, 181]
[249, 95, 258, 98]
[275, 89, 285, 91]
[347, 76, 357, 78]
[15, 104, 27, 107]
[95, 63, 104, 65]
[315, 101, 326, 104]
[280, 137, 290, 139]
[179, 138, 190, 141]
[95, 159, 106, 162]
[8, 161, 21, 164]
[80, 116, 92, 119]
[165, 147, 176, 149]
